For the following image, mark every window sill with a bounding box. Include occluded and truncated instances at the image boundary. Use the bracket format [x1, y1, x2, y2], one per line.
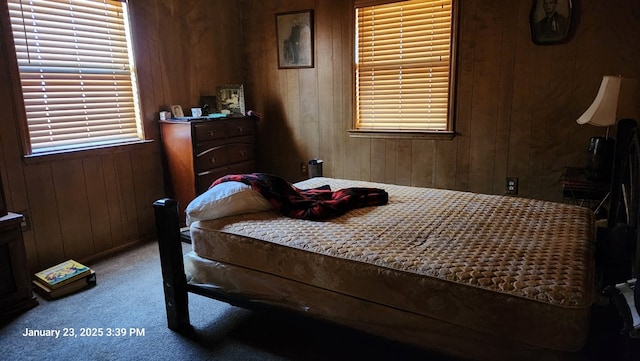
[23, 140, 155, 165]
[347, 129, 456, 140]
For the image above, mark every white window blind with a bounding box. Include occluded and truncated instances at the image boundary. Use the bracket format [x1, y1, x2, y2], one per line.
[355, 0, 453, 131]
[7, 0, 142, 154]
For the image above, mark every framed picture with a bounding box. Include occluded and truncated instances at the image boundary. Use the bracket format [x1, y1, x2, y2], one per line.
[170, 105, 184, 118]
[199, 95, 217, 115]
[216, 84, 245, 115]
[530, 0, 572, 45]
[276, 10, 314, 69]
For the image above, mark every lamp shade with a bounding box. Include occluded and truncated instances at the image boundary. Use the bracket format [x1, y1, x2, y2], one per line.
[576, 75, 639, 126]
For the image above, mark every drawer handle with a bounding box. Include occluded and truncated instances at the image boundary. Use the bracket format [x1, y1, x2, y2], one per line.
[239, 150, 246, 157]
[237, 126, 244, 133]
[209, 157, 216, 164]
[208, 129, 216, 137]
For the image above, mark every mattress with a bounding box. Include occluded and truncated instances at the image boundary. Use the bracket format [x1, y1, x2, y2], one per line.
[187, 177, 595, 353]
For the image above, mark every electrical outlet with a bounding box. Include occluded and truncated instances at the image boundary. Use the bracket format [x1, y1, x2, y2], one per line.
[300, 162, 308, 175]
[506, 177, 518, 195]
[18, 210, 31, 231]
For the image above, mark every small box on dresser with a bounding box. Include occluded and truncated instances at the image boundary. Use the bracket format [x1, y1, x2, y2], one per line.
[160, 116, 257, 224]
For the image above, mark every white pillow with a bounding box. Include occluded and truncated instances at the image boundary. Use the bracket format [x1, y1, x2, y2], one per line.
[185, 181, 273, 225]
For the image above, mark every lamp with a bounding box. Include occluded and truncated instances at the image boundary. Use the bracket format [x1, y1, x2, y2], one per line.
[577, 75, 639, 132]
[576, 75, 639, 181]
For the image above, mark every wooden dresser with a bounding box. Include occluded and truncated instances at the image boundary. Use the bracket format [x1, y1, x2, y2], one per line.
[160, 116, 256, 222]
[0, 212, 38, 321]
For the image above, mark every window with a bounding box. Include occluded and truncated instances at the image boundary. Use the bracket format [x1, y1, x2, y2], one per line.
[7, 0, 143, 155]
[354, 0, 455, 134]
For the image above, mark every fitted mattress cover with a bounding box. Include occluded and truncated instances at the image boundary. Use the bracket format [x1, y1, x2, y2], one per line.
[188, 177, 595, 352]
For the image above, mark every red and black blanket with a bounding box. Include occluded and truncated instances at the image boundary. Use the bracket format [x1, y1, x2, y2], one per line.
[210, 173, 388, 220]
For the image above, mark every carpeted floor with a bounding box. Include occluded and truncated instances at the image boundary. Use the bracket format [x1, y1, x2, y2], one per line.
[2, 240, 640, 361]
[0, 241, 449, 361]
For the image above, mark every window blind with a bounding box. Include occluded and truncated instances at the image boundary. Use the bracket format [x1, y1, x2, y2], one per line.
[355, 0, 452, 131]
[7, 0, 142, 154]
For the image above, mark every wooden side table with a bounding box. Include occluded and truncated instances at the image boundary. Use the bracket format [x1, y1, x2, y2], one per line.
[0, 212, 38, 321]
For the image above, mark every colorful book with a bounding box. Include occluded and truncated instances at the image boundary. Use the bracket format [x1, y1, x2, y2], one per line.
[32, 270, 96, 299]
[34, 260, 91, 289]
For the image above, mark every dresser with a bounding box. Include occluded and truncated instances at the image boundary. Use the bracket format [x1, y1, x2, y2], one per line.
[0, 212, 38, 320]
[160, 116, 256, 222]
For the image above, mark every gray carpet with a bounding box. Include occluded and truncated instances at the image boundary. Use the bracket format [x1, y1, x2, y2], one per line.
[0, 241, 444, 361]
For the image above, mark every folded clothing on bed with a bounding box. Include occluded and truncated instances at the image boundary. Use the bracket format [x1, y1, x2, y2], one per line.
[210, 173, 388, 220]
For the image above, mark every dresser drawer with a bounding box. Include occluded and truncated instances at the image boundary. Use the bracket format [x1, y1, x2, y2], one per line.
[194, 134, 255, 154]
[196, 168, 229, 194]
[227, 142, 255, 164]
[195, 146, 229, 172]
[228, 160, 255, 175]
[227, 118, 255, 137]
[194, 121, 228, 143]
[195, 160, 256, 195]
[0, 224, 21, 244]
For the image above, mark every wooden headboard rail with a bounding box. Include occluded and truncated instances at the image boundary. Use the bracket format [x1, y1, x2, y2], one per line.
[608, 118, 640, 279]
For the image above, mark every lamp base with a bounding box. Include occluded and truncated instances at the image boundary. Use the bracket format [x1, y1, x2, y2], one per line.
[585, 136, 615, 181]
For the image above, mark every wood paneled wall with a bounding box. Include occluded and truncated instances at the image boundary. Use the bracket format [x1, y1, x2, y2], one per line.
[243, 0, 640, 202]
[0, 0, 246, 271]
[0, 0, 638, 271]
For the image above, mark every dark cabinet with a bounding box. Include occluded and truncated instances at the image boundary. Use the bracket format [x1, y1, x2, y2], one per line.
[0, 212, 38, 321]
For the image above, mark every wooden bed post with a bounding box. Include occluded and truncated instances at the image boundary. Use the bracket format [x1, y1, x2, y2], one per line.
[608, 118, 637, 228]
[153, 198, 191, 331]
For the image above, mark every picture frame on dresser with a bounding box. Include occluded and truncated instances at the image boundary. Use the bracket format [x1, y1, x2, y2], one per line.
[199, 95, 217, 115]
[170, 105, 184, 118]
[216, 84, 245, 115]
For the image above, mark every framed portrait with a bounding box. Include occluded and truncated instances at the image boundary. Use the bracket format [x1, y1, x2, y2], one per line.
[170, 105, 184, 118]
[216, 84, 245, 115]
[276, 10, 314, 69]
[530, 0, 572, 45]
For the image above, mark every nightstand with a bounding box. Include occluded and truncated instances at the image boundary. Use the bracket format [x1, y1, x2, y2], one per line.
[0, 212, 38, 321]
[560, 167, 609, 209]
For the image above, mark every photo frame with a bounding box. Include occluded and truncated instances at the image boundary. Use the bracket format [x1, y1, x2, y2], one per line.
[276, 10, 314, 69]
[216, 84, 245, 115]
[530, 0, 572, 45]
[199, 95, 217, 115]
[170, 105, 184, 118]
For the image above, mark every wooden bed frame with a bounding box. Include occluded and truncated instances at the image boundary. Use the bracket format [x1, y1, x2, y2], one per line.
[603, 118, 640, 338]
[153, 198, 284, 331]
[153, 118, 640, 358]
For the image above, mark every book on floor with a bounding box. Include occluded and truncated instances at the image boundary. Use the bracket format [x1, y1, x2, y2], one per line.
[32, 270, 96, 299]
[34, 259, 92, 289]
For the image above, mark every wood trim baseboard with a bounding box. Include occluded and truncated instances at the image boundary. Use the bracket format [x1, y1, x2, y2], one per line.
[75, 235, 157, 268]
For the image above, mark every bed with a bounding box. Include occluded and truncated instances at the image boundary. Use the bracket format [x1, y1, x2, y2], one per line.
[152, 125, 640, 360]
